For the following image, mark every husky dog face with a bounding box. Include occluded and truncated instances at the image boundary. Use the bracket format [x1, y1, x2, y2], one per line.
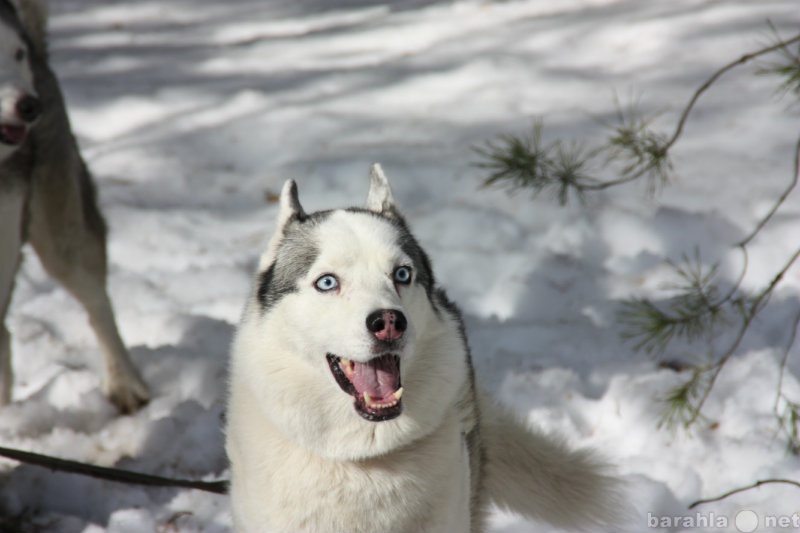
[231, 166, 468, 460]
[0, 0, 40, 160]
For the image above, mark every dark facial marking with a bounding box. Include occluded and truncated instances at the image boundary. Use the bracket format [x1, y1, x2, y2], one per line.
[256, 211, 335, 311]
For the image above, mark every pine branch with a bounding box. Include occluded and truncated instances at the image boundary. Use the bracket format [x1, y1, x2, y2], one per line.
[598, 102, 672, 194]
[688, 244, 800, 427]
[474, 122, 550, 194]
[657, 369, 709, 431]
[618, 253, 728, 357]
[757, 22, 800, 97]
[551, 141, 595, 205]
[474, 25, 800, 434]
[473, 29, 800, 202]
[474, 121, 598, 205]
[618, 136, 800, 429]
[619, 39, 800, 430]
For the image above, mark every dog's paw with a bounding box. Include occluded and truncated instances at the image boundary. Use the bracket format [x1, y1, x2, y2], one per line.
[105, 373, 151, 414]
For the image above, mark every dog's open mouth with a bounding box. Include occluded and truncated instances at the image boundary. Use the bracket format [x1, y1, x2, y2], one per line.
[326, 353, 403, 422]
[0, 124, 28, 146]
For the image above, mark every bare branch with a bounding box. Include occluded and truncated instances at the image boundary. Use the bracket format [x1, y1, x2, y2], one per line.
[689, 478, 800, 509]
[775, 308, 800, 416]
[667, 32, 800, 151]
[739, 136, 800, 248]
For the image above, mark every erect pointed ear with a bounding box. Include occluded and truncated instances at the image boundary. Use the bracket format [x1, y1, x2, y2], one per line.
[9, 0, 47, 57]
[365, 164, 397, 214]
[278, 179, 306, 227]
[258, 179, 306, 271]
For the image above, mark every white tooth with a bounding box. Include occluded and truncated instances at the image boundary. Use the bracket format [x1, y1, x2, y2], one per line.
[341, 358, 354, 376]
[392, 387, 404, 401]
[363, 391, 373, 405]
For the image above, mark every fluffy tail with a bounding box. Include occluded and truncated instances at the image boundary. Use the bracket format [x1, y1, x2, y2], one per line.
[481, 397, 624, 530]
[15, 0, 49, 57]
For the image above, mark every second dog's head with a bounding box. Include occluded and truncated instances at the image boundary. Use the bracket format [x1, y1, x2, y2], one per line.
[0, 0, 41, 161]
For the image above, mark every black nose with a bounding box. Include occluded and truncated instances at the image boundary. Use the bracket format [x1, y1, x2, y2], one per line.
[16, 94, 41, 123]
[366, 309, 407, 342]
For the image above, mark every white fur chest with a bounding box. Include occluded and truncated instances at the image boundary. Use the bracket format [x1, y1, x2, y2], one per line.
[227, 385, 471, 533]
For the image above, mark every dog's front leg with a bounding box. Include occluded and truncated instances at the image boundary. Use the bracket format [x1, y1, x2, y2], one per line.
[0, 191, 25, 406]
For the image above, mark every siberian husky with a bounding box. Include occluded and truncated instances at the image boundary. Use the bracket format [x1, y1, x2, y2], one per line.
[0, 0, 149, 412]
[226, 165, 621, 532]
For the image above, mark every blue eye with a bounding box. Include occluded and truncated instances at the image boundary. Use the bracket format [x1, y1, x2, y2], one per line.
[315, 274, 339, 292]
[394, 266, 412, 285]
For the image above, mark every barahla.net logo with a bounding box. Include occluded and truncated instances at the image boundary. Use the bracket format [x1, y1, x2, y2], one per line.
[648, 510, 800, 531]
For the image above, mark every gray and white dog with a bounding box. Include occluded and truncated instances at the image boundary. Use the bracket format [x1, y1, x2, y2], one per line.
[0, 0, 148, 412]
[226, 165, 621, 532]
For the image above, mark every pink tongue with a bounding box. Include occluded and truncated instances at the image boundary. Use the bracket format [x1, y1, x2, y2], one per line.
[1, 125, 26, 144]
[351, 355, 399, 400]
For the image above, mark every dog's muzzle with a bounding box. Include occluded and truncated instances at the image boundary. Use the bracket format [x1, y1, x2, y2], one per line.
[0, 93, 41, 146]
[326, 353, 403, 422]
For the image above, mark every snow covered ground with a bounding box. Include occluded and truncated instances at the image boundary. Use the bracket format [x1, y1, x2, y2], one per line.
[1, 0, 799, 531]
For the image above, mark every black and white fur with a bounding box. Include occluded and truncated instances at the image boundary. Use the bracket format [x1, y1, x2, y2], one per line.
[226, 165, 622, 532]
[0, 0, 149, 413]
